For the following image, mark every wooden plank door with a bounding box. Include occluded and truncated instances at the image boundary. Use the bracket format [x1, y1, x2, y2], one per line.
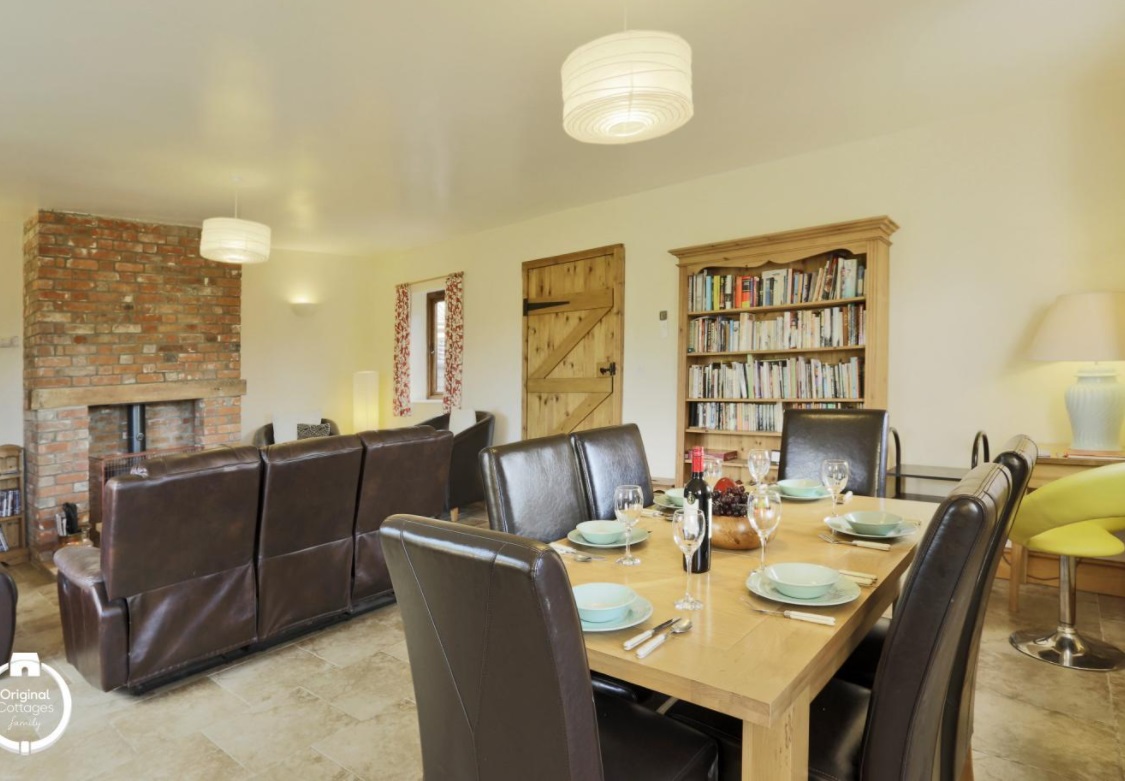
[523, 245, 625, 439]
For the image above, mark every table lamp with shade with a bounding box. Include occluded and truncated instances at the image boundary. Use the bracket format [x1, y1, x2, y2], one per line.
[1028, 291, 1125, 453]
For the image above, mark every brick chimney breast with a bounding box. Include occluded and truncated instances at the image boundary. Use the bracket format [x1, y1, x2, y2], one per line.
[22, 211, 246, 559]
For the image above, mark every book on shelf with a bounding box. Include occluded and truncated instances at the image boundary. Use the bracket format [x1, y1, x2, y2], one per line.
[0, 526, 7, 552]
[686, 255, 866, 313]
[686, 304, 867, 354]
[0, 488, 19, 518]
[682, 448, 739, 463]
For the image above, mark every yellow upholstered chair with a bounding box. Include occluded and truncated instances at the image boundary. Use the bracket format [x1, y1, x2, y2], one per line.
[1008, 461, 1125, 670]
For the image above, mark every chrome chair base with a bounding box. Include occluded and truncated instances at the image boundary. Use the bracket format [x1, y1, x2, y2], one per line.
[1010, 627, 1125, 671]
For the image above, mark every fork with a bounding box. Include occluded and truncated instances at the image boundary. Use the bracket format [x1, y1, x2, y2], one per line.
[818, 533, 890, 551]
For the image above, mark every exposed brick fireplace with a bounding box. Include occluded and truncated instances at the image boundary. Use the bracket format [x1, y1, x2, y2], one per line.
[22, 211, 246, 559]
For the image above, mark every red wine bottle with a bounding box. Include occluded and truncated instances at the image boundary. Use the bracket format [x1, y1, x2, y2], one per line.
[683, 447, 712, 573]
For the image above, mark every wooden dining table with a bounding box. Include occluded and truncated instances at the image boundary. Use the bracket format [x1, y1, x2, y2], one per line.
[558, 494, 939, 780]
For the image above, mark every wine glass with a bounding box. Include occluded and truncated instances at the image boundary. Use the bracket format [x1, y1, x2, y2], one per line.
[702, 456, 723, 490]
[671, 509, 705, 610]
[747, 449, 771, 489]
[614, 484, 644, 566]
[748, 488, 782, 576]
[820, 459, 850, 521]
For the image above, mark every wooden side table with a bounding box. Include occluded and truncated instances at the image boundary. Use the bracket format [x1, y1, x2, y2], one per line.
[1007, 441, 1125, 609]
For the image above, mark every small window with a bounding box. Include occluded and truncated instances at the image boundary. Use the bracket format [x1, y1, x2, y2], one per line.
[427, 291, 446, 399]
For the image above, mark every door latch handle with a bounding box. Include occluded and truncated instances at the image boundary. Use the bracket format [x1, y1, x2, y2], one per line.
[599, 362, 617, 376]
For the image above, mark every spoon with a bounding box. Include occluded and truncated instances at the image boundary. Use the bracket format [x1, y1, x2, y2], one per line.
[635, 618, 693, 659]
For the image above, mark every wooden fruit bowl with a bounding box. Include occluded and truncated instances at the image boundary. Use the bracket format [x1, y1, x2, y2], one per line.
[713, 515, 762, 550]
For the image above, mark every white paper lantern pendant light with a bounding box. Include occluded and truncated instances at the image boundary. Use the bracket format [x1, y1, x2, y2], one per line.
[562, 29, 693, 144]
[200, 187, 271, 265]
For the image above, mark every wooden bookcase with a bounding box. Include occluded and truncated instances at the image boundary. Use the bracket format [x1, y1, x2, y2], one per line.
[670, 217, 898, 485]
[0, 445, 28, 564]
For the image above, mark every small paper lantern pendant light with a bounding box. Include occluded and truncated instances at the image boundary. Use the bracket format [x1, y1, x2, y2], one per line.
[200, 188, 271, 265]
[562, 29, 693, 144]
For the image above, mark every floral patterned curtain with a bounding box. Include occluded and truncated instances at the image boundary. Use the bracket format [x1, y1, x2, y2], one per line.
[392, 283, 412, 417]
[442, 272, 464, 412]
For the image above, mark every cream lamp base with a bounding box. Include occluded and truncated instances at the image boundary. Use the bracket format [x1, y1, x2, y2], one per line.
[1065, 367, 1125, 452]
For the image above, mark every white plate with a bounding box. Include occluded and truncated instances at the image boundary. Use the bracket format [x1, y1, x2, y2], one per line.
[746, 570, 860, 607]
[778, 489, 830, 502]
[581, 595, 654, 633]
[567, 527, 651, 549]
[824, 516, 920, 541]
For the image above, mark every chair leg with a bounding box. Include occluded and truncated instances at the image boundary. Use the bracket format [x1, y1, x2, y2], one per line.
[1008, 542, 1025, 613]
[1010, 555, 1125, 670]
[450, 507, 460, 523]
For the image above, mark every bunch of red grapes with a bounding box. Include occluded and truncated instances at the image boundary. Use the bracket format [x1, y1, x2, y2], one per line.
[712, 480, 749, 517]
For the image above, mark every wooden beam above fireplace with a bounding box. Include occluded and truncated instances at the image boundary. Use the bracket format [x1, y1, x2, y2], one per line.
[29, 379, 248, 410]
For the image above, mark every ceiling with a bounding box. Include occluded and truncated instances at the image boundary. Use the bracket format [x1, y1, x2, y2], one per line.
[2, 0, 1123, 256]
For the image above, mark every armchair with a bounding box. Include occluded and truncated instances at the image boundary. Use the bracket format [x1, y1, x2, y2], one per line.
[252, 418, 340, 447]
[419, 410, 494, 520]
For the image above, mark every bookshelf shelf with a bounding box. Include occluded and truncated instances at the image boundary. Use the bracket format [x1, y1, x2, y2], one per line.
[688, 346, 866, 358]
[0, 445, 27, 564]
[671, 217, 896, 485]
[686, 295, 866, 317]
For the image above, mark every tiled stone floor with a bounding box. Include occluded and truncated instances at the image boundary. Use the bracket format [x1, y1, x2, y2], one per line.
[2, 504, 1123, 780]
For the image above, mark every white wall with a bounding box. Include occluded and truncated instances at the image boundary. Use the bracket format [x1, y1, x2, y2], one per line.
[240, 248, 379, 442]
[0, 209, 23, 447]
[368, 88, 1125, 479]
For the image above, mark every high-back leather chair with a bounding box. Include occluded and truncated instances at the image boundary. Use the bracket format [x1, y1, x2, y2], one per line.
[257, 435, 363, 642]
[570, 424, 655, 520]
[479, 435, 588, 542]
[0, 569, 15, 666]
[813, 462, 1011, 780]
[379, 515, 718, 781]
[351, 427, 453, 612]
[778, 409, 890, 497]
[55, 446, 262, 690]
[819, 436, 1034, 781]
[942, 436, 1036, 778]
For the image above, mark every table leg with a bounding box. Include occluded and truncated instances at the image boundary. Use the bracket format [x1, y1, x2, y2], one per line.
[741, 686, 810, 780]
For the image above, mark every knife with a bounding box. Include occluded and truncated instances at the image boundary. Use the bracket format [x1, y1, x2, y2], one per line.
[623, 618, 678, 651]
[750, 607, 837, 626]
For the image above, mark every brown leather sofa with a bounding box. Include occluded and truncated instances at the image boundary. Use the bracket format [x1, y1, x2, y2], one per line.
[353, 429, 452, 611]
[418, 410, 494, 518]
[55, 426, 453, 692]
[257, 436, 364, 643]
[1, 569, 15, 666]
[56, 446, 262, 691]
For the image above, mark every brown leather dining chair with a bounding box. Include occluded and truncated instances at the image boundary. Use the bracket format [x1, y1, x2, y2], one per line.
[833, 435, 1037, 780]
[478, 433, 647, 702]
[669, 461, 1011, 781]
[778, 409, 890, 496]
[379, 515, 719, 781]
[570, 423, 656, 520]
[479, 435, 588, 543]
